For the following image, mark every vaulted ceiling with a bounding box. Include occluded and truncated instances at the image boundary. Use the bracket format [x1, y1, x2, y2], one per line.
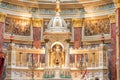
[2, 0, 113, 8]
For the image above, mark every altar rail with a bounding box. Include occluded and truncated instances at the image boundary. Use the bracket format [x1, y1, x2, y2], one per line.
[7, 43, 45, 68]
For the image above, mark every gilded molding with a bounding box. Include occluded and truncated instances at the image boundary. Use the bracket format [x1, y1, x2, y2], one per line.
[72, 18, 83, 27]
[108, 14, 116, 24]
[32, 18, 43, 27]
[0, 13, 6, 23]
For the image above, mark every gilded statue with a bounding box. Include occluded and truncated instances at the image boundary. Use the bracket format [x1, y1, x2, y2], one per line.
[50, 44, 65, 67]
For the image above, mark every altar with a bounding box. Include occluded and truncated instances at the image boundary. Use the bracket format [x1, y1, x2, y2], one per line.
[5, 0, 108, 80]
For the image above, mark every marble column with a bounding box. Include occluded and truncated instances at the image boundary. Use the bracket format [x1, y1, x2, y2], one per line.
[0, 13, 6, 52]
[65, 39, 70, 67]
[0, 13, 6, 79]
[72, 18, 83, 49]
[32, 18, 42, 48]
[44, 39, 49, 67]
[116, 7, 120, 80]
[32, 18, 43, 67]
[109, 14, 117, 80]
[72, 19, 83, 69]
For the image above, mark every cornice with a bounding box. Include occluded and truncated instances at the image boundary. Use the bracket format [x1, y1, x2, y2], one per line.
[7, 14, 31, 20]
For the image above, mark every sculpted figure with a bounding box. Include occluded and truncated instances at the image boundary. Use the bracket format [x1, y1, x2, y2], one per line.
[50, 44, 65, 67]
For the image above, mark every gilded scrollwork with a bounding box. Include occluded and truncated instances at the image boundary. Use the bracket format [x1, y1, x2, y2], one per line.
[84, 18, 110, 36]
[5, 16, 31, 36]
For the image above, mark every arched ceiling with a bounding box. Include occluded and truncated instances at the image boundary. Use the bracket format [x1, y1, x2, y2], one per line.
[2, 0, 113, 8]
[0, 0, 116, 18]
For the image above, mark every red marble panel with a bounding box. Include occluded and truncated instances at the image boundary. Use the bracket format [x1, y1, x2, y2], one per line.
[33, 27, 41, 48]
[33, 27, 41, 41]
[74, 27, 82, 48]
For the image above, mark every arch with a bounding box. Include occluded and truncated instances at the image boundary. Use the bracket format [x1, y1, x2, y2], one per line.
[51, 42, 64, 50]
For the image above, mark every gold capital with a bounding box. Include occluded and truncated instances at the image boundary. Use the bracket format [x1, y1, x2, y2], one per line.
[108, 14, 116, 24]
[72, 18, 83, 27]
[0, 13, 7, 23]
[113, 0, 120, 8]
[32, 18, 43, 27]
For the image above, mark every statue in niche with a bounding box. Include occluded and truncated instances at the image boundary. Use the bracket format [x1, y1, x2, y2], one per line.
[50, 44, 65, 67]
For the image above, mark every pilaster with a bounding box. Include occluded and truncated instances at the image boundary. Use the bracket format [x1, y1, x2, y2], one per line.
[108, 14, 117, 80]
[116, 7, 120, 80]
[72, 18, 83, 49]
[32, 18, 43, 49]
[44, 39, 49, 67]
[65, 39, 70, 68]
[99, 44, 107, 79]
[0, 13, 6, 52]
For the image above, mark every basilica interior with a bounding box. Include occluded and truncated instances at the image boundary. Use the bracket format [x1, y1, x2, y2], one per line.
[0, 0, 120, 80]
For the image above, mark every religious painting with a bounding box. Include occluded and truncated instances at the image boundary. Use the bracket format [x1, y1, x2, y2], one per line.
[5, 17, 31, 36]
[84, 18, 110, 36]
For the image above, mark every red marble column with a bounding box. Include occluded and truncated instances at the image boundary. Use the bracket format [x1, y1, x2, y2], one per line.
[0, 13, 6, 80]
[116, 7, 120, 80]
[0, 22, 4, 52]
[32, 18, 43, 66]
[74, 27, 82, 48]
[110, 22, 116, 80]
[33, 27, 41, 64]
[32, 18, 42, 49]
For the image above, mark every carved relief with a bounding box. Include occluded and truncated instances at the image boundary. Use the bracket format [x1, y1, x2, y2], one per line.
[5, 17, 31, 36]
[84, 18, 110, 36]
[44, 33, 71, 44]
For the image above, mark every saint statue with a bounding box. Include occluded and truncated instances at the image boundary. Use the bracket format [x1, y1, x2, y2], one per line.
[50, 44, 65, 67]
